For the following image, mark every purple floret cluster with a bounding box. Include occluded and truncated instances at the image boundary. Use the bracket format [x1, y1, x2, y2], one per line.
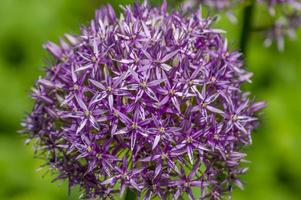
[202, 0, 243, 10]
[182, 0, 242, 11]
[184, 0, 301, 12]
[22, 1, 264, 199]
[183, 0, 301, 50]
[259, 0, 301, 50]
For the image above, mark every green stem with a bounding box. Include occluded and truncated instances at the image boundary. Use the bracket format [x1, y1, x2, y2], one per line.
[125, 188, 137, 200]
[240, 1, 255, 55]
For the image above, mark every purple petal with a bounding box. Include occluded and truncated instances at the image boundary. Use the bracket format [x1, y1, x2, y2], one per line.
[131, 131, 137, 151]
[152, 135, 161, 150]
[75, 95, 87, 111]
[161, 50, 179, 63]
[76, 119, 87, 135]
[43, 42, 62, 58]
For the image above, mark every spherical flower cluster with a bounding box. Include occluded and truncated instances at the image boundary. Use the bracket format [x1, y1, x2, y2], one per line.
[22, 1, 264, 199]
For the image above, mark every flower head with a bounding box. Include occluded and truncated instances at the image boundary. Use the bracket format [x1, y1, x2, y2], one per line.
[22, 1, 264, 199]
[182, 0, 301, 50]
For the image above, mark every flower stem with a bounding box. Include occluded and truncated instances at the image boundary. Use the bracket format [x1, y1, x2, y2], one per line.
[125, 188, 137, 200]
[240, 1, 255, 55]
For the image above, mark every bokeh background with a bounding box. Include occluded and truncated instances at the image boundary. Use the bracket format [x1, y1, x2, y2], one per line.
[0, 0, 300, 199]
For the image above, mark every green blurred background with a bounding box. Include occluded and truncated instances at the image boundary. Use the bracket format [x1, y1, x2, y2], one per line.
[0, 0, 300, 199]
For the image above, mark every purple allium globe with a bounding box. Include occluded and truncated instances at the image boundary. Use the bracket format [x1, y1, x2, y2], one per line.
[21, 1, 265, 199]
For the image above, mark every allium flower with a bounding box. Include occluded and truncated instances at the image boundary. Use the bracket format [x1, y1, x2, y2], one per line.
[182, 0, 242, 22]
[262, 0, 301, 50]
[204, 0, 239, 10]
[183, 0, 243, 11]
[183, 0, 301, 50]
[21, 1, 265, 199]
[183, 0, 301, 14]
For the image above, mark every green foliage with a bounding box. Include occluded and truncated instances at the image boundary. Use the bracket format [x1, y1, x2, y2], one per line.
[0, 0, 300, 199]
